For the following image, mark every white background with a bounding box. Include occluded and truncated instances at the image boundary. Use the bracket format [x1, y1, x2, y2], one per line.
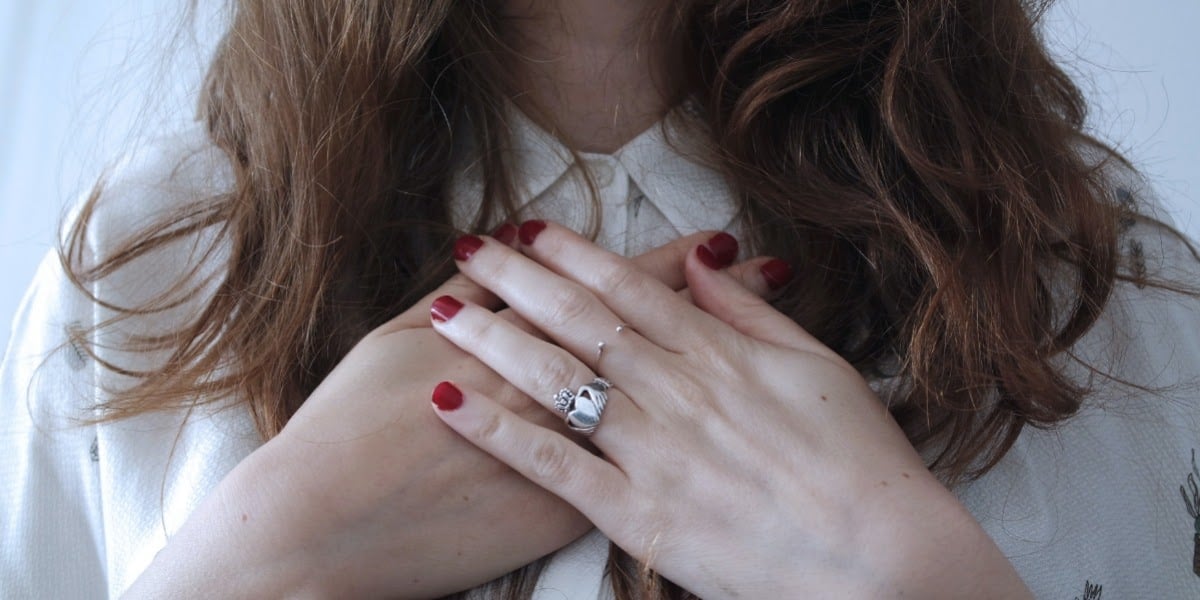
[1, 0, 1197, 349]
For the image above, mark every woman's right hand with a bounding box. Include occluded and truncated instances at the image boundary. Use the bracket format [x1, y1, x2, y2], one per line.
[123, 229, 783, 599]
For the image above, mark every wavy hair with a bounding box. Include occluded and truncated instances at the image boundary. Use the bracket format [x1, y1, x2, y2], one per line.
[64, 0, 1190, 597]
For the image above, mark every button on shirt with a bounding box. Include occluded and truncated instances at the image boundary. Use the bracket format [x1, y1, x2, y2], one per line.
[2, 113, 1200, 599]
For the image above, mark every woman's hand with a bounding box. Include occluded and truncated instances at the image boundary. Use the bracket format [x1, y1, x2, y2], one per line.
[123, 228, 784, 600]
[428, 221, 1033, 599]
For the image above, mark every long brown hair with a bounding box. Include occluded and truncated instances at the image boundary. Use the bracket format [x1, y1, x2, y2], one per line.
[64, 0, 1191, 597]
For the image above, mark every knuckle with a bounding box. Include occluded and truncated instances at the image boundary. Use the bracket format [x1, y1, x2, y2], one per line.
[468, 310, 502, 344]
[540, 284, 593, 329]
[590, 259, 640, 297]
[473, 410, 505, 443]
[527, 352, 579, 396]
[486, 249, 521, 287]
[692, 343, 748, 391]
[530, 437, 574, 486]
[660, 376, 709, 424]
[672, 400, 706, 429]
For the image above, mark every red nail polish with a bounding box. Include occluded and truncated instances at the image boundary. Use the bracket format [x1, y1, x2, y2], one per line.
[492, 223, 518, 245]
[518, 220, 547, 245]
[699, 232, 738, 269]
[432, 381, 464, 411]
[431, 295, 464, 322]
[454, 235, 484, 261]
[760, 259, 794, 291]
[696, 245, 722, 270]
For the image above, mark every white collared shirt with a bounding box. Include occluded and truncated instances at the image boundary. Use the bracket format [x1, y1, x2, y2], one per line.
[449, 107, 739, 258]
[2, 113, 1199, 599]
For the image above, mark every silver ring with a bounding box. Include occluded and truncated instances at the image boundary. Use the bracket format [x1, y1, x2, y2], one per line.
[556, 378, 612, 436]
[596, 325, 627, 362]
[553, 388, 575, 414]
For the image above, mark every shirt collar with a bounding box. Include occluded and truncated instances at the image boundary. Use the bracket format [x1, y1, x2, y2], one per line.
[609, 110, 738, 236]
[451, 104, 738, 236]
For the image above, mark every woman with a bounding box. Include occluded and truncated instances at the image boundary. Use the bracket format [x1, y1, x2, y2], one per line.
[2, 0, 1197, 597]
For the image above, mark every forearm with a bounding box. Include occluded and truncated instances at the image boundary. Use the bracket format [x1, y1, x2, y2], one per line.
[857, 487, 1031, 599]
[122, 446, 330, 599]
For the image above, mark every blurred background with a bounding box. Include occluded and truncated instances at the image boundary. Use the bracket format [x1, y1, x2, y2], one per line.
[1, 0, 1198, 348]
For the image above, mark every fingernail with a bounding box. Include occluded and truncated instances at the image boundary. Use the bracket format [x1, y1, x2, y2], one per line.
[454, 235, 484, 261]
[697, 232, 738, 269]
[431, 295, 464, 322]
[492, 223, 518, 245]
[518, 220, 547, 245]
[432, 381, 464, 411]
[760, 259, 795, 291]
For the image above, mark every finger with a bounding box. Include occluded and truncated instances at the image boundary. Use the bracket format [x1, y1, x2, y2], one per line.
[491, 222, 520, 248]
[676, 255, 780, 304]
[495, 243, 773, 330]
[509, 221, 727, 351]
[373, 225, 519, 335]
[497, 225, 770, 323]
[684, 248, 823, 352]
[429, 294, 645, 445]
[453, 232, 675, 366]
[430, 381, 630, 529]
[627, 230, 719, 291]
[497, 253, 774, 340]
[489, 230, 704, 334]
[374, 273, 501, 335]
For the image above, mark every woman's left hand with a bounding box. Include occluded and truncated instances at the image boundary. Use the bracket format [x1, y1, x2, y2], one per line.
[428, 221, 1030, 599]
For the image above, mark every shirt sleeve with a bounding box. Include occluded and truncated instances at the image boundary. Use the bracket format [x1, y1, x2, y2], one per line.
[957, 185, 1200, 598]
[0, 249, 109, 598]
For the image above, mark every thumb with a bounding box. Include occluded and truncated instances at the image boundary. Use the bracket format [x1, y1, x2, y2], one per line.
[685, 246, 815, 351]
[629, 230, 717, 291]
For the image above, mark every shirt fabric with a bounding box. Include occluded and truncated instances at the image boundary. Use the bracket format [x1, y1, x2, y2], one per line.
[2, 110, 1199, 599]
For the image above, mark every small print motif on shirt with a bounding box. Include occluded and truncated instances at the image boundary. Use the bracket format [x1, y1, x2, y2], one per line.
[1114, 186, 1149, 287]
[1179, 449, 1200, 576]
[1127, 239, 1148, 289]
[89, 436, 99, 463]
[1116, 187, 1137, 233]
[1074, 580, 1103, 600]
[64, 322, 90, 371]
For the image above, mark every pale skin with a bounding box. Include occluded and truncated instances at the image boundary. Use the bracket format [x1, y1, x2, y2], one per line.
[431, 223, 1033, 598]
[129, 3, 670, 594]
[123, 233, 782, 598]
[502, 0, 674, 153]
[126, 0, 1033, 597]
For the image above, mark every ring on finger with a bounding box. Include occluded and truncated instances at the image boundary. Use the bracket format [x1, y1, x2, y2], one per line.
[596, 324, 629, 363]
[553, 377, 612, 436]
[553, 387, 576, 414]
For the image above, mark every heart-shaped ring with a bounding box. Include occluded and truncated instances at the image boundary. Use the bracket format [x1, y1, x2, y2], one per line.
[559, 378, 611, 436]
